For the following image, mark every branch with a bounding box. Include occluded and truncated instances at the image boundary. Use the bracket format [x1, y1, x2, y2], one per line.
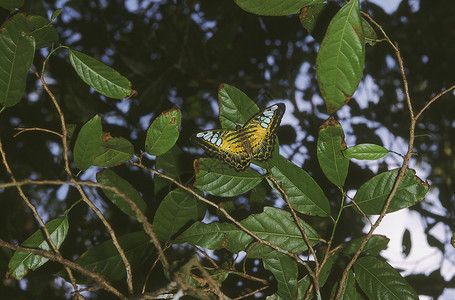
[0, 238, 127, 300]
[0, 141, 80, 295]
[133, 161, 309, 267]
[33, 66, 135, 295]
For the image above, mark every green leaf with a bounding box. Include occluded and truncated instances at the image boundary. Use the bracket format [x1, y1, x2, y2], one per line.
[0, 28, 35, 107]
[145, 107, 181, 156]
[174, 222, 249, 254]
[318, 252, 336, 287]
[234, 0, 324, 16]
[354, 256, 418, 299]
[92, 135, 134, 167]
[299, 3, 327, 35]
[361, 17, 377, 46]
[175, 207, 320, 256]
[296, 275, 311, 299]
[344, 143, 389, 160]
[73, 115, 103, 170]
[27, 15, 59, 48]
[1, 13, 58, 49]
[317, 117, 349, 187]
[66, 232, 152, 284]
[68, 48, 133, 99]
[243, 207, 320, 258]
[270, 155, 331, 217]
[50, 9, 62, 22]
[316, 0, 365, 113]
[335, 270, 366, 300]
[353, 169, 429, 215]
[263, 254, 298, 299]
[218, 83, 259, 129]
[250, 181, 268, 209]
[193, 158, 263, 197]
[155, 145, 184, 196]
[296, 253, 335, 299]
[0, 0, 24, 9]
[153, 189, 206, 241]
[341, 235, 390, 257]
[7, 218, 69, 279]
[97, 169, 147, 220]
[73, 116, 134, 170]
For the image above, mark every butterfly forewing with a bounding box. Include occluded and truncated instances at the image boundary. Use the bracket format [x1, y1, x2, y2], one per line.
[243, 103, 285, 161]
[190, 129, 251, 171]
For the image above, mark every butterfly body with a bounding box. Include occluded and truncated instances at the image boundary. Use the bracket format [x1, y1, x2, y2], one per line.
[191, 103, 285, 171]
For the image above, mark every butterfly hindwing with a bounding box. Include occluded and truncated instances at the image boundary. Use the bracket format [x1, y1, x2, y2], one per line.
[242, 103, 285, 161]
[190, 129, 251, 171]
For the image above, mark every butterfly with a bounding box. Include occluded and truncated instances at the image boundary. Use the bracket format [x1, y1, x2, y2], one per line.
[191, 103, 285, 171]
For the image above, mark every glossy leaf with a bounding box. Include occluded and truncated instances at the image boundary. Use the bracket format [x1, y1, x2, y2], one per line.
[193, 158, 263, 197]
[97, 169, 147, 220]
[353, 169, 429, 215]
[234, 0, 324, 16]
[299, 3, 327, 35]
[341, 235, 390, 257]
[317, 117, 349, 187]
[153, 189, 206, 241]
[335, 270, 366, 300]
[92, 135, 134, 167]
[296, 275, 311, 299]
[344, 143, 389, 160]
[175, 207, 320, 257]
[7, 218, 69, 279]
[1, 13, 58, 49]
[316, 0, 365, 113]
[155, 145, 184, 196]
[73, 115, 103, 170]
[297, 253, 336, 298]
[318, 252, 336, 287]
[73, 116, 134, 170]
[68, 48, 132, 99]
[145, 107, 181, 156]
[27, 15, 59, 48]
[243, 207, 320, 258]
[354, 256, 418, 299]
[263, 253, 297, 299]
[174, 222, 249, 254]
[67, 232, 152, 284]
[270, 155, 330, 216]
[218, 83, 259, 129]
[50, 8, 62, 22]
[0, 28, 35, 107]
[362, 17, 377, 46]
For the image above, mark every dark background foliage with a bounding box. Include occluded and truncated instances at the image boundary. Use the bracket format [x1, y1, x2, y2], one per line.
[0, 0, 454, 298]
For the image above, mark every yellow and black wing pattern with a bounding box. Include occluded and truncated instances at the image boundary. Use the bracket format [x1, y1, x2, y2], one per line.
[190, 129, 252, 171]
[243, 103, 285, 161]
[191, 103, 285, 171]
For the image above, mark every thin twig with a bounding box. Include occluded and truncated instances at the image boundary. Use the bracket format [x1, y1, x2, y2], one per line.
[33, 65, 135, 295]
[0, 141, 80, 296]
[267, 175, 318, 286]
[133, 161, 309, 267]
[0, 238, 127, 300]
[415, 84, 455, 121]
[13, 127, 64, 138]
[335, 13, 419, 299]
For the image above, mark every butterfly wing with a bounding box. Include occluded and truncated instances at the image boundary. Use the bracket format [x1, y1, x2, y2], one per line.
[190, 129, 251, 171]
[242, 103, 285, 161]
